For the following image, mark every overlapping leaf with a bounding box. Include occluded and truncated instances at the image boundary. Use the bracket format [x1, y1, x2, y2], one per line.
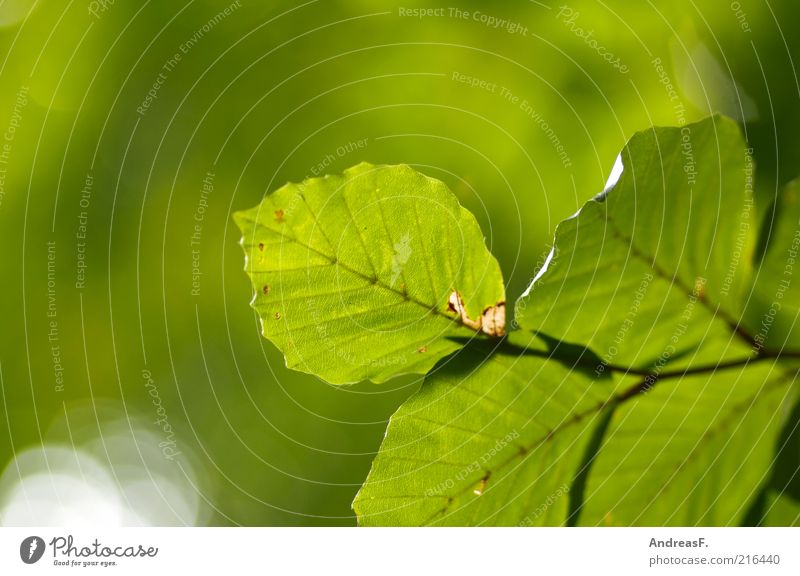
[354, 117, 800, 525]
[353, 332, 792, 525]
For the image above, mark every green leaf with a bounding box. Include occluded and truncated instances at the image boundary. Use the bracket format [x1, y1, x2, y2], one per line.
[761, 492, 800, 526]
[354, 117, 800, 525]
[353, 331, 604, 526]
[744, 180, 800, 350]
[234, 162, 506, 384]
[515, 115, 758, 371]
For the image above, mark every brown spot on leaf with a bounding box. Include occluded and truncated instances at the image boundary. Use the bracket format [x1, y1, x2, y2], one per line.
[274, 209, 285, 222]
[258, 242, 265, 251]
[448, 290, 503, 334]
[274, 312, 282, 320]
[417, 346, 427, 354]
[262, 285, 270, 295]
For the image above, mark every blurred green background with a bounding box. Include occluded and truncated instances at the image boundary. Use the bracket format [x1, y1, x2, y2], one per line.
[0, 0, 797, 525]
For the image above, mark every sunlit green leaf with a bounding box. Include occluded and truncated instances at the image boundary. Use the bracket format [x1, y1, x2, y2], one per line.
[234, 162, 505, 384]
